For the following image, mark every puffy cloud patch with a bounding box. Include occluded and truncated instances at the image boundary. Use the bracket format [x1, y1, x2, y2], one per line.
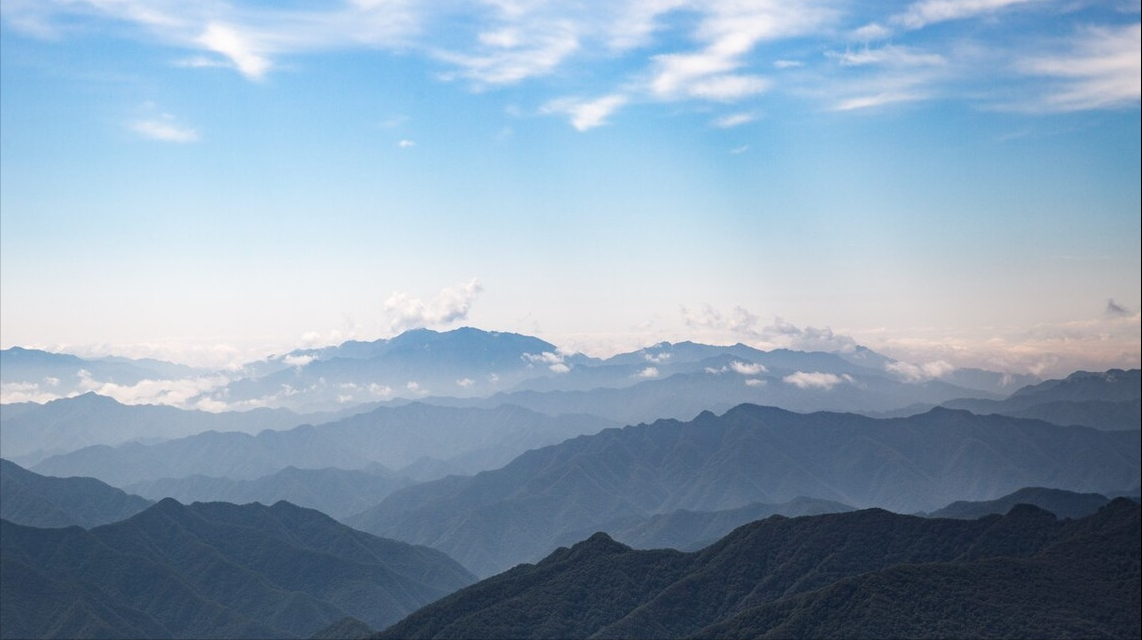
[762, 318, 859, 353]
[744, 378, 767, 387]
[729, 361, 767, 376]
[885, 359, 956, 382]
[90, 375, 231, 409]
[682, 304, 760, 337]
[636, 366, 660, 378]
[283, 354, 315, 367]
[523, 350, 571, 373]
[0, 382, 60, 404]
[783, 371, 852, 390]
[197, 22, 271, 80]
[384, 278, 483, 333]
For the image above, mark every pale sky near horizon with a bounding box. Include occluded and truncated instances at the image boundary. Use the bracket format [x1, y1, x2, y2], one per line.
[1, 0, 1139, 377]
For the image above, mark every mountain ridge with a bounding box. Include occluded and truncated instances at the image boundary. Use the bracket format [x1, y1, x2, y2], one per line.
[349, 403, 1141, 577]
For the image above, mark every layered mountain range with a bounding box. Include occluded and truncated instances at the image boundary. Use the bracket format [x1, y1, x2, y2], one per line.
[29, 403, 613, 487]
[349, 404, 1141, 576]
[3, 327, 1139, 639]
[377, 499, 1141, 639]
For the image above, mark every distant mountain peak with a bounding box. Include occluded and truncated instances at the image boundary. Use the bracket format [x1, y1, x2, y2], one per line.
[564, 532, 631, 559]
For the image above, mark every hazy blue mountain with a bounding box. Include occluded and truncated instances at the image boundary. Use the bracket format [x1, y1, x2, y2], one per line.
[184, 327, 1023, 414]
[348, 404, 1141, 577]
[32, 403, 614, 487]
[421, 364, 999, 426]
[0, 347, 181, 386]
[555, 496, 854, 552]
[376, 500, 1140, 639]
[1006, 368, 1141, 403]
[937, 368, 1142, 430]
[925, 486, 1113, 520]
[211, 327, 589, 411]
[0, 392, 323, 464]
[1, 499, 475, 639]
[0, 459, 152, 529]
[125, 466, 415, 520]
[90, 355, 206, 379]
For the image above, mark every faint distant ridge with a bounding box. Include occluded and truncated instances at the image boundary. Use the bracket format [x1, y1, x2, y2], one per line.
[376, 499, 1141, 639]
[939, 368, 1141, 430]
[0, 346, 202, 391]
[1007, 368, 1141, 403]
[124, 465, 415, 520]
[555, 496, 855, 552]
[1, 499, 476, 639]
[0, 459, 152, 528]
[925, 486, 1115, 520]
[0, 392, 318, 465]
[349, 403, 1142, 577]
[30, 402, 614, 487]
[193, 326, 1028, 414]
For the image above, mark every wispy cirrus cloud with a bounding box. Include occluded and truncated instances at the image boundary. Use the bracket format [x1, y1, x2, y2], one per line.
[435, 18, 579, 87]
[3, 0, 1137, 132]
[131, 113, 199, 142]
[712, 112, 757, 128]
[644, 1, 832, 103]
[890, 0, 1051, 31]
[3, 0, 415, 80]
[1014, 23, 1141, 112]
[541, 94, 628, 130]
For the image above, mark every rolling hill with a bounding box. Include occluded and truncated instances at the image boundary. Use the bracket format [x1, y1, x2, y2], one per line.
[376, 499, 1140, 639]
[0, 459, 152, 529]
[124, 466, 415, 520]
[1, 499, 475, 639]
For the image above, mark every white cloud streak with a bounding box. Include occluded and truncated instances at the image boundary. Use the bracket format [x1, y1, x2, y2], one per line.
[1016, 23, 1141, 112]
[542, 94, 628, 131]
[712, 112, 757, 128]
[131, 116, 199, 142]
[5, 0, 1136, 120]
[436, 19, 579, 86]
[890, 0, 1050, 31]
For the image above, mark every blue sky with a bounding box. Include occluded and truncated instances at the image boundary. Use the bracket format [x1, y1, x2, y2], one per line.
[1, 0, 1139, 376]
